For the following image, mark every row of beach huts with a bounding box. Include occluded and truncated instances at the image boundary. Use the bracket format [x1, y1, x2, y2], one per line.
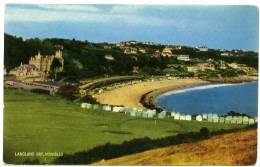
[81, 103, 258, 125]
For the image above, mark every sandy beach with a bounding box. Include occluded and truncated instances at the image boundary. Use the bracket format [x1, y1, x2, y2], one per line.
[94, 78, 209, 109]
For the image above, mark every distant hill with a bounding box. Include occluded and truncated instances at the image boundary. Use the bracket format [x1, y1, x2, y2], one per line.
[97, 129, 256, 165]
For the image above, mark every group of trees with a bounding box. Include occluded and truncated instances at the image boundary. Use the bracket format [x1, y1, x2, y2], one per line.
[4, 33, 259, 82]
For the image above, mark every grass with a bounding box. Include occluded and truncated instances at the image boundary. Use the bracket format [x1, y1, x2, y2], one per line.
[4, 89, 246, 164]
[97, 129, 257, 165]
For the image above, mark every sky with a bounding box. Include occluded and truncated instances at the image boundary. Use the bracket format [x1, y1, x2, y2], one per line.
[4, 4, 259, 51]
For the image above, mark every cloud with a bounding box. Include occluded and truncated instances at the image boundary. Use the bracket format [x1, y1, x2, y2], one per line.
[4, 4, 177, 27]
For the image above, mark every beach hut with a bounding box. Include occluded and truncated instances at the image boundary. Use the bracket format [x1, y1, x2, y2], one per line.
[112, 106, 124, 112]
[136, 111, 142, 117]
[147, 110, 155, 118]
[196, 115, 203, 122]
[103, 105, 112, 111]
[185, 114, 192, 121]
[249, 118, 255, 125]
[92, 104, 100, 110]
[81, 103, 92, 109]
[237, 116, 243, 124]
[171, 112, 176, 117]
[202, 114, 207, 120]
[230, 116, 237, 124]
[180, 114, 186, 120]
[207, 113, 213, 122]
[142, 111, 148, 118]
[158, 111, 167, 119]
[130, 110, 137, 117]
[219, 117, 225, 123]
[254, 117, 258, 123]
[225, 116, 232, 124]
[242, 116, 249, 125]
[212, 114, 219, 123]
[174, 112, 180, 120]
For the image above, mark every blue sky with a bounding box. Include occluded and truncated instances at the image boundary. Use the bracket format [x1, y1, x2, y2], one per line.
[4, 4, 259, 51]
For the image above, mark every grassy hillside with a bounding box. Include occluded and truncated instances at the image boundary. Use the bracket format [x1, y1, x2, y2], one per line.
[4, 89, 245, 164]
[97, 129, 257, 165]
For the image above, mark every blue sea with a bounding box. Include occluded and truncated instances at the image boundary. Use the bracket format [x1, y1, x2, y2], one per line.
[155, 81, 258, 117]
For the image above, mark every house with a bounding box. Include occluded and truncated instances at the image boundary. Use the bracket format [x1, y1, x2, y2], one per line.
[177, 55, 190, 61]
[138, 47, 146, 54]
[153, 50, 161, 57]
[158, 111, 167, 119]
[161, 47, 173, 57]
[196, 46, 208, 52]
[124, 47, 138, 54]
[9, 45, 64, 81]
[102, 43, 112, 49]
[172, 45, 182, 50]
[132, 66, 140, 74]
[220, 52, 231, 56]
[104, 54, 115, 61]
[187, 63, 215, 73]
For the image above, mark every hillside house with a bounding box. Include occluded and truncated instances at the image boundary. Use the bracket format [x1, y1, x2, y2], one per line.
[161, 47, 173, 57]
[124, 47, 138, 54]
[187, 63, 215, 72]
[153, 50, 161, 57]
[104, 54, 115, 61]
[196, 46, 208, 52]
[176, 55, 190, 61]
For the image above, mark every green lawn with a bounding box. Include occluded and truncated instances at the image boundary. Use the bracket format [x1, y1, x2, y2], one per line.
[4, 89, 245, 164]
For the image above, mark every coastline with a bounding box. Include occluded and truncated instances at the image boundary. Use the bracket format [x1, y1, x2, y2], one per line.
[141, 75, 258, 111]
[94, 75, 257, 111]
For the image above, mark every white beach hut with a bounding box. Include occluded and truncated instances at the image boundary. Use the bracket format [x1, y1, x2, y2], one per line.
[202, 114, 208, 120]
[196, 115, 203, 122]
[212, 114, 219, 123]
[242, 116, 249, 125]
[237, 116, 243, 124]
[185, 115, 192, 121]
[103, 105, 112, 111]
[171, 112, 176, 117]
[249, 118, 255, 125]
[225, 116, 232, 124]
[112, 106, 124, 112]
[174, 112, 180, 120]
[219, 117, 225, 123]
[180, 114, 186, 120]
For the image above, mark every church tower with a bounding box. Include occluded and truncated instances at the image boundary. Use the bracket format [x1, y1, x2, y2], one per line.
[54, 45, 64, 72]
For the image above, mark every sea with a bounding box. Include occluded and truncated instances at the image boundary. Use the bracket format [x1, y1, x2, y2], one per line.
[155, 81, 258, 117]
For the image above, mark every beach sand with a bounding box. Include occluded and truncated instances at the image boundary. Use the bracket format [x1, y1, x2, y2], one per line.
[94, 78, 209, 109]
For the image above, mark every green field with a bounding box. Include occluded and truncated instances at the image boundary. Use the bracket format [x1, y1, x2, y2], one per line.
[4, 89, 245, 164]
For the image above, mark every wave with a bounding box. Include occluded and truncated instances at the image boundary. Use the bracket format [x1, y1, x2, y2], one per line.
[160, 83, 239, 97]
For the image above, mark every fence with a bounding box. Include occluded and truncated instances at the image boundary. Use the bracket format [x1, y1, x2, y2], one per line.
[80, 103, 257, 125]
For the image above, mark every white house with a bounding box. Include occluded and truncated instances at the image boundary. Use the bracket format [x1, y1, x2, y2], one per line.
[177, 55, 190, 61]
[180, 114, 186, 120]
[196, 46, 208, 52]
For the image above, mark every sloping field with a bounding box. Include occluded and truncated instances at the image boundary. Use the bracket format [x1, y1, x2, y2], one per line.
[3, 89, 246, 164]
[98, 129, 257, 165]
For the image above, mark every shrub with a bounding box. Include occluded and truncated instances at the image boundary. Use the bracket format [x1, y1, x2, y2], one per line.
[200, 127, 210, 136]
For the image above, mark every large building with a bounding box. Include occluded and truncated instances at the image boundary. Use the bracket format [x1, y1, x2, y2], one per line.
[9, 45, 64, 81]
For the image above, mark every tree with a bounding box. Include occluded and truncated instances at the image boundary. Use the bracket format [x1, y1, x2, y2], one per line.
[50, 58, 62, 80]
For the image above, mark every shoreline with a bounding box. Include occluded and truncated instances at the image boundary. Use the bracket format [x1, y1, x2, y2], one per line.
[141, 75, 258, 111]
[94, 75, 257, 111]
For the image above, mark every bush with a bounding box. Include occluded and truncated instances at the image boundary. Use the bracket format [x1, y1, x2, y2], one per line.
[200, 127, 210, 136]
